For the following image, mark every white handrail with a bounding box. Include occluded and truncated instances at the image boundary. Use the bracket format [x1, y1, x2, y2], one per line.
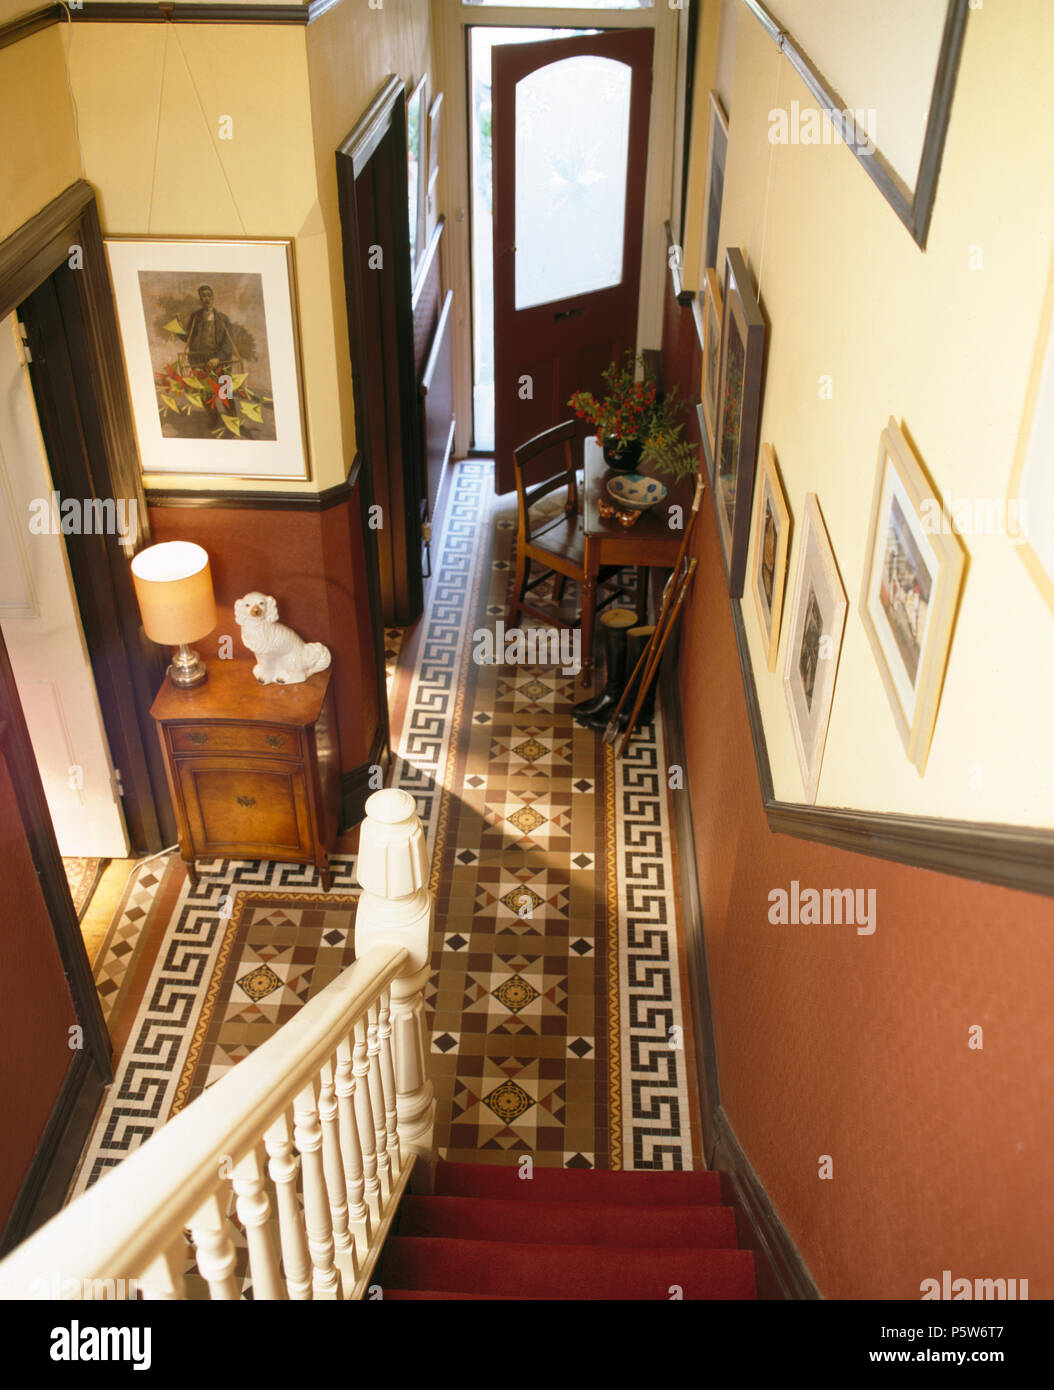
[0, 788, 436, 1300]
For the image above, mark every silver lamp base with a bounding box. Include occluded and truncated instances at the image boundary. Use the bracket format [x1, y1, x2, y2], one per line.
[169, 643, 208, 688]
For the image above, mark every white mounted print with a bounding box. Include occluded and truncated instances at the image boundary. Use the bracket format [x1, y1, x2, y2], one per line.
[105, 238, 309, 481]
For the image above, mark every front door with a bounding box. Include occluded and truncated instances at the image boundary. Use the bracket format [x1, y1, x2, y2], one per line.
[0, 314, 129, 857]
[492, 28, 653, 494]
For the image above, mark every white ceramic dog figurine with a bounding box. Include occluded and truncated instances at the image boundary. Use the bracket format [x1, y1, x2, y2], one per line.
[234, 592, 331, 685]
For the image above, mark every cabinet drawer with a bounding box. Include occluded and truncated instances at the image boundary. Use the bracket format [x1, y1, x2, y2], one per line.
[177, 759, 313, 858]
[169, 722, 301, 757]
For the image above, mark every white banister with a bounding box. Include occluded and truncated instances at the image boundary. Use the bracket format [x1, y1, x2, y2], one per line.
[0, 790, 437, 1299]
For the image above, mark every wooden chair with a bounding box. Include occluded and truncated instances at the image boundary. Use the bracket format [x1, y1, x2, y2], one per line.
[507, 420, 629, 628]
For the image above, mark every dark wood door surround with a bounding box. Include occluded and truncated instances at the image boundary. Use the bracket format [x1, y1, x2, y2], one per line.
[0, 179, 174, 1247]
[492, 29, 654, 495]
[337, 76, 426, 625]
[2, 182, 174, 855]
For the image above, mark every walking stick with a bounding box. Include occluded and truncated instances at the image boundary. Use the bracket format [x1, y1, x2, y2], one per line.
[602, 470, 705, 742]
[613, 557, 697, 757]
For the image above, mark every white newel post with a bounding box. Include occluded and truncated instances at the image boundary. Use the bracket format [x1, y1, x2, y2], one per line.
[354, 789, 436, 1193]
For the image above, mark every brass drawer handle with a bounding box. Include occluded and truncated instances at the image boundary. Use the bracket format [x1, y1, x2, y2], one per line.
[236, 795, 256, 808]
[186, 731, 209, 745]
[265, 734, 286, 748]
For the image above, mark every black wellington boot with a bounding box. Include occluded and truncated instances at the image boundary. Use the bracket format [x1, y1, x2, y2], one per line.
[615, 626, 658, 731]
[572, 607, 637, 725]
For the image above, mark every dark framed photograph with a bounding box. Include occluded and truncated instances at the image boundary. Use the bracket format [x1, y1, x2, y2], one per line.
[699, 266, 722, 474]
[700, 89, 728, 280]
[713, 246, 766, 598]
[860, 418, 966, 775]
[750, 443, 791, 671]
[783, 493, 847, 803]
[105, 238, 309, 480]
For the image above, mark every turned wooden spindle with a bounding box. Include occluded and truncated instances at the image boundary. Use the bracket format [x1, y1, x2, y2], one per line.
[188, 1189, 239, 1300]
[318, 1055, 357, 1285]
[264, 1109, 313, 1300]
[232, 1143, 285, 1301]
[293, 1078, 342, 1299]
[334, 1034, 371, 1255]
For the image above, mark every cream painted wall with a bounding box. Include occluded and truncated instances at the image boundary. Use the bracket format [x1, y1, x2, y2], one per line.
[304, 0, 435, 488]
[708, 0, 1054, 827]
[0, 26, 81, 246]
[64, 23, 339, 491]
[680, 0, 736, 292]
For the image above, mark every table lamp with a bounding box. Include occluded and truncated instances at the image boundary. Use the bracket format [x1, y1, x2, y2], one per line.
[131, 541, 217, 689]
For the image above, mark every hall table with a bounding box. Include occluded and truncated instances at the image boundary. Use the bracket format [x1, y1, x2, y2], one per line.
[581, 435, 696, 685]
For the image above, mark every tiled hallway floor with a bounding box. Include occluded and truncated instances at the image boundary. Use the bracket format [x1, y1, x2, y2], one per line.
[71, 460, 702, 1196]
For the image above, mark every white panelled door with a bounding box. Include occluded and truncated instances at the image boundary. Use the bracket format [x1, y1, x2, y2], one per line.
[0, 312, 129, 858]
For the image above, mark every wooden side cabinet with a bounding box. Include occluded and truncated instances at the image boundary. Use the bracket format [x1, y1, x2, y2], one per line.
[150, 660, 342, 891]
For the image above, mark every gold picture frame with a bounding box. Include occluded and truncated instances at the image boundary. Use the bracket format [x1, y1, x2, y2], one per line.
[699, 266, 722, 470]
[782, 493, 847, 804]
[750, 443, 792, 671]
[1007, 245, 1054, 616]
[859, 418, 966, 775]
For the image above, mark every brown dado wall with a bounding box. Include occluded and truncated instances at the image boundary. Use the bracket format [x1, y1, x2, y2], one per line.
[665, 297, 1054, 1299]
[147, 488, 381, 785]
[0, 750, 78, 1228]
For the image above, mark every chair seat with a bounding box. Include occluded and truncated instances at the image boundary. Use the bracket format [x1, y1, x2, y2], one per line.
[528, 512, 585, 569]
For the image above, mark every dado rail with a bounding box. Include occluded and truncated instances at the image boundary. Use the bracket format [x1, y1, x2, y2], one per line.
[0, 790, 436, 1301]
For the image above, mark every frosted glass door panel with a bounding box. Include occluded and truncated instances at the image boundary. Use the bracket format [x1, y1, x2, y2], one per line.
[514, 56, 630, 310]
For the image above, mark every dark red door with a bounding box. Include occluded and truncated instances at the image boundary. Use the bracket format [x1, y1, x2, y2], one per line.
[492, 29, 653, 494]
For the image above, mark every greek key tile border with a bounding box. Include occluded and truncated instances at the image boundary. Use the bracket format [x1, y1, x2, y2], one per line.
[615, 708, 695, 1170]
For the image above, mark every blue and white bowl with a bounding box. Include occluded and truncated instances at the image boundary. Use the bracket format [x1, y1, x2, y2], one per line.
[606, 473, 668, 511]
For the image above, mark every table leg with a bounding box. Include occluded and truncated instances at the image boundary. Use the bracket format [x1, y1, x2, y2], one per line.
[319, 857, 332, 892]
[636, 565, 650, 623]
[183, 853, 199, 892]
[581, 539, 598, 688]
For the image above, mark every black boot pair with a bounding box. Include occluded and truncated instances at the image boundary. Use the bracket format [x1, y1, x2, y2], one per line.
[572, 609, 657, 732]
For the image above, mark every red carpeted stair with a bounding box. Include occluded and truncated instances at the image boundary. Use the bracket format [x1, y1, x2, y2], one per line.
[376, 1160, 758, 1300]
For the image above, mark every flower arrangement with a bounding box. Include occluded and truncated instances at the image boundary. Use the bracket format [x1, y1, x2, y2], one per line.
[568, 351, 699, 482]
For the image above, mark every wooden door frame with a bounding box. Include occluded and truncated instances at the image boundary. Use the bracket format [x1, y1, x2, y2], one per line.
[0, 629, 112, 1253]
[0, 180, 174, 855]
[432, 2, 681, 457]
[336, 75, 425, 626]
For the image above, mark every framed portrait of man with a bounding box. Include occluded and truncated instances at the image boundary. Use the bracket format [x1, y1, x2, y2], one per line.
[105, 238, 310, 481]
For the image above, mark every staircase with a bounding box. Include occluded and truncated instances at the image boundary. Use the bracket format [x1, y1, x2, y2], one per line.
[377, 1160, 758, 1300]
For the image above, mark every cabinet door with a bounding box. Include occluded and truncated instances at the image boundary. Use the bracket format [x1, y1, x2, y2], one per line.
[177, 758, 313, 859]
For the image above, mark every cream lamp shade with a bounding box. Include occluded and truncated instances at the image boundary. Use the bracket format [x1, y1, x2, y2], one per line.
[131, 542, 216, 688]
[131, 542, 216, 643]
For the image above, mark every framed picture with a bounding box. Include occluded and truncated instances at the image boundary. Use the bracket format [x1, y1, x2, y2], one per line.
[1007, 246, 1054, 616]
[783, 494, 847, 803]
[407, 76, 428, 282]
[426, 92, 443, 218]
[700, 89, 729, 282]
[859, 419, 966, 775]
[699, 267, 722, 474]
[105, 238, 309, 480]
[751, 444, 792, 671]
[714, 246, 766, 598]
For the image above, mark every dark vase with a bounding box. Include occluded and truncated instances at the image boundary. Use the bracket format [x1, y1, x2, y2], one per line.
[602, 435, 643, 471]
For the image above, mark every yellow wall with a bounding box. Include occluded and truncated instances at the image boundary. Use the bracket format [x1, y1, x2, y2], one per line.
[699, 0, 1054, 827]
[304, 0, 435, 489]
[65, 22, 333, 491]
[0, 26, 81, 246]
